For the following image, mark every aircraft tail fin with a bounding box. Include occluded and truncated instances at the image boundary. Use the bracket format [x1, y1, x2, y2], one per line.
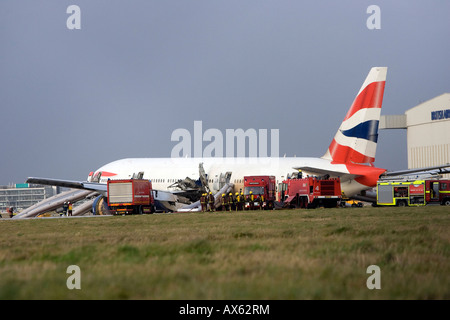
[322, 67, 387, 165]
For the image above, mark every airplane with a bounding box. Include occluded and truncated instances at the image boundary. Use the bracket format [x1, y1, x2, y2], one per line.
[27, 66, 417, 213]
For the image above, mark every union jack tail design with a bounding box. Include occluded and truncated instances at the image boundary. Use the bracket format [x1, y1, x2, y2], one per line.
[322, 67, 387, 165]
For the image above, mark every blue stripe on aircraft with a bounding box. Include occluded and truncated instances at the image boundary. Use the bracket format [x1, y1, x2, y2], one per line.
[341, 120, 379, 142]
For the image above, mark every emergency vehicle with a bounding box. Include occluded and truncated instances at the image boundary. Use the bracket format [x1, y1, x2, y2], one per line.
[376, 179, 450, 206]
[279, 176, 342, 209]
[107, 179, 155, 214]
[243, 176, 276, 210]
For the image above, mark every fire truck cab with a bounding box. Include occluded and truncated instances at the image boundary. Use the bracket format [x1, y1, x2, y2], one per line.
[243, 175, 276, 210]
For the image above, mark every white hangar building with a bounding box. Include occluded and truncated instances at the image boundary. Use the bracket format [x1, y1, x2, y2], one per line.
[380, 93, 450, 178]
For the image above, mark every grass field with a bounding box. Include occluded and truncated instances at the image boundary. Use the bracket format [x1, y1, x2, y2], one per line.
[0, 206, 448, 300]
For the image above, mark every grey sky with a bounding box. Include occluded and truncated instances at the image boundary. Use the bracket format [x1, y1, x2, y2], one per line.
[1, 1, 449, 185]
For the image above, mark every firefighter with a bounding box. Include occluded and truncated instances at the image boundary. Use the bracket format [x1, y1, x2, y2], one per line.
[248, 191, 255, 210]
[255, 194, 261, 210]
[208, 192, 215, 212]
[68, 201, 73, 216]
[240, 192, 245, 211]
[228, 192, 234, 212]
[235, 192, 240, 211]
[260, 193, 265, 210]
[221, 193, 227, 211]
[245, 192, 250, 210]
[200, 193, 207, 212]
[62, 201, 68, 216]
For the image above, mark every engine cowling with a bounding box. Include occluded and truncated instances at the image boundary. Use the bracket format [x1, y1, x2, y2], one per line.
[92, 195, 112, 215]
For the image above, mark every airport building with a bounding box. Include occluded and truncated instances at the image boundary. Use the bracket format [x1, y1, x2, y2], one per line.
[0, 184, 58, 213]
[380, 93, 450, 178]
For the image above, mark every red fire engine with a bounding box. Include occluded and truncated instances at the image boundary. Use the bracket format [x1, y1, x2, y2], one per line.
[376, 179, 450, 206]
[280, 176, 342, 209]
[243, 175, 276, 210]
[107, 179, 155, 214]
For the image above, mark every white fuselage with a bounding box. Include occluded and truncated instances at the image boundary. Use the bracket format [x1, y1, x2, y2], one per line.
[93, 157, 370, 197]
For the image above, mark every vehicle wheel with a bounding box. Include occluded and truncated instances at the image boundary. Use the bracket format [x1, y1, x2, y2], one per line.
[442, 199, 450, 206]
[397, 200, 407, 207]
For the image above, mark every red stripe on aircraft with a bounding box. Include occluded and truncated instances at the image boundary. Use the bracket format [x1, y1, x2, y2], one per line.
[100, 171, 117, 177]
[343, 81, 385, 121]
[328, 139, 375, 164]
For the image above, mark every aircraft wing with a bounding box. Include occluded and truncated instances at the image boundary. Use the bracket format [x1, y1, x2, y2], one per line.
[26, 177, 107, 192]
[293, 166, 358, 181]
[381, 164, 450, 177]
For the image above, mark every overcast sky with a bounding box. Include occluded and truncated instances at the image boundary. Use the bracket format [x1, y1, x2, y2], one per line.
[1, 0, 449, 185]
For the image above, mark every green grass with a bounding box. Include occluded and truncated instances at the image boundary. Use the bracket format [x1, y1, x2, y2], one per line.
[0, 206, 449, 299]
